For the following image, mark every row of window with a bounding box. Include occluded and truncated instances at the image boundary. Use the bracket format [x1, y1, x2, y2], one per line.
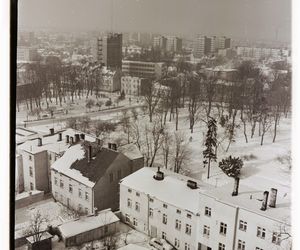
[54, 178, 89, 201]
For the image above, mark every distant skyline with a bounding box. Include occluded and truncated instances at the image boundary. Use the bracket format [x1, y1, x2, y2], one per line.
[18, 0, 291, 43]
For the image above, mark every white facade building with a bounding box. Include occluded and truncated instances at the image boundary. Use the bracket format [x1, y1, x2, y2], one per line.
[120, 168, 291, 250]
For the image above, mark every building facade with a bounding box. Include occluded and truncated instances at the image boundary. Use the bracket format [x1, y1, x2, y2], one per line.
[121, 76, 150, 96]
[92, 33, 122, 69]
[153, 36, 167, 50]
[193, 36, 211, 58]
[17, 47, 38, 62]
[166, 36, 183, 52]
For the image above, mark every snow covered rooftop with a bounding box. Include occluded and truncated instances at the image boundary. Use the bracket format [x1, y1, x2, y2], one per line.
[118, 143, 143, 160]
[58, 210, 119, 238]
[120, 167, 212, 214]
[203, 182, 291, 225]
[18, 128, 96, 155]
[118, 244, 149, 250]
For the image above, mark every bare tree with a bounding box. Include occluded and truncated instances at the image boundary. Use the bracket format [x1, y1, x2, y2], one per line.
[121, 110, 131, 144]
[143, 81, 162, 122]
[173, 132, 190, 173]
[161, 130, 172, 169]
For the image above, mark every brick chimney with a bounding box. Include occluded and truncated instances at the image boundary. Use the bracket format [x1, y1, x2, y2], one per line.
[80, 133, 85, 140]
[232, 177, 240, 196]
[75, 134, 80, 143]
[58, 133, 62, 142]
[70, 136, 74, 145]
[269, 188, 278, 208]
[37, 138, 42, 147]
[66, 135, 69, 143]
[49, 128, 54, 135]
[260, 191, 269, 211]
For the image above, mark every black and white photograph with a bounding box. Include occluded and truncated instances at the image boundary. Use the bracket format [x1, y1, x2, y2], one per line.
[5, 0, 297, 249]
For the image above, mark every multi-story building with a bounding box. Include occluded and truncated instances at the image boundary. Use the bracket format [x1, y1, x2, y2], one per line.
[193, 36, 211, 58]
[17, 47, 38, 62]
[100, 67, 122, 92]
[153, 36, 167, 51]
[236, 46, 290, 60]
[17, 129, 97, 193]
[120, 167, 291, 250]
[217, 36, 231, 50]
[208, 36, 217, 54]
[121, 76, 150, 96]
[166, 36, 182, 52]
[51, 142, 144, 215]
[91, 33, 122, 69]
[122, 60, 166, 80]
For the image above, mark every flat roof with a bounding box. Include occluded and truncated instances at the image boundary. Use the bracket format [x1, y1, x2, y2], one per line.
[58, 210, 119, 238]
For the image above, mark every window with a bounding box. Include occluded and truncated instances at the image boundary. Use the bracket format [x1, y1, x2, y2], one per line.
[149, 198, 154, 202]
[257, 227, 266, 239]
[272, 232, 281, 245]
[175, 238, 180, 248]
[49, 154, 52, 161]
[237, 240, 245, 250]
[162, 214, 167, 224]
[176, 209, 181, 214]
[60, 179, 64, 188]
[149, 208, 153, 218]
[205, 207, 211, 217]
[117, 170, 121, 179]
[255, 247, 263, 250]
[239, 220, 247, 231]
[29, 166, 33, 177]
[185, 224, 192, 235]
[218, 243, 225, 250]
[133, 218, 138, 226]
[185, 243, 190, 250]
[29, 155, 32, 161]
[78, 188, 82, 198]
[30, 182, 34, 190]
[109, 173, 113, 183]
[125, 214, 130, 223]
[127, 198, 132, 208]
[85, 192, 89, 201]
[162, 232, 166, 240]
[136, 192, 140, 197]
[187, 213, 192, 219]
[128, 188, 132, 193]
[220, 222, 227, 235]
[203, 225, 210, 237]
[54, 177, 58, 186]
[163, 203, 168, 208]
[69, 184, 73, 193]
[175, 220, 181, 230]
[135, 202, 140, 212]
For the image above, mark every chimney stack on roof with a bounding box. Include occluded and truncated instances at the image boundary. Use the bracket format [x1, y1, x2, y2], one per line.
[269, 188, 278, 208]
[187, 180, 198, 189]
[87, 145, 92, 163]
[75, 134, 80, 143]
[260, 191, 269, 211]
[58, 133, 62, 142]
[80, 133, 85, 140]
[153, 167, 164, 181]
[232, 177, 240, 196]
[66, 135, 70, 143]
[37, 138, 42, 147]
[70, 137, 74, 145]
[49, 128, 54, 135]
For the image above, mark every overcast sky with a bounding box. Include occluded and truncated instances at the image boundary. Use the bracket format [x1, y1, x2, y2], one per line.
[18, 0, 291, 42]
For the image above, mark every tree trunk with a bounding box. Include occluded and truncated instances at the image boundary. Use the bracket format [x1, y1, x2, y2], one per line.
[207, 159, 211, 179]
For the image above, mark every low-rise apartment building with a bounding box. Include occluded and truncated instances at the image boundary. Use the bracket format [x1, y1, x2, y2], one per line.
[121, 76, 150, 96]
[120, 167, 291, 250]
[51, 142, 144, 215]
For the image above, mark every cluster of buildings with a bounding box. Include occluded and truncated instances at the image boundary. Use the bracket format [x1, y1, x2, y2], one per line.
[236, 46, 291, 60]
[153, 35, 183, 53]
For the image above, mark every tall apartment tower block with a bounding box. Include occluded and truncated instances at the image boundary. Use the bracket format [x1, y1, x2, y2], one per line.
[92, 33, 122, 69]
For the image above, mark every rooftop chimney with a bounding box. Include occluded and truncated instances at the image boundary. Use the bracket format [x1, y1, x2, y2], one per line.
[49, 128, 54, 135]
[153, 167, 164, 181]
[66, 135, 70, 143]
[70, 136, 74, 145]
[58, 133, 62, 142]
[187, 180, 198, 189]
[232, 177, 240, 196]
[80, 133, 85, 140]
[94, 207, 98, 216]
[260, 191, 269, 211]
[108, 143, 112, 149]
[37, 138, 42, 147]
[87, 145, 92, 163]
[111, 143, 117, 151]
[269, 188, 278, 208]
[75, 134, 80, 143]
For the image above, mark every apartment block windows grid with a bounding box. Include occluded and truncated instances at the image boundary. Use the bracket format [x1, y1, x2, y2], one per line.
[237, 240, 245, 250]
[218, 243, 225, 250]
[162, 214, 167, 224]
[220, 222, 227, 235]
[175, 219, 181, 230]
[239, 220, 247, 231]
[205, 207, 211, 217]
[185, 224, 192, 235]
[203, 225, 210, 237]
[257, 226, 266, 239]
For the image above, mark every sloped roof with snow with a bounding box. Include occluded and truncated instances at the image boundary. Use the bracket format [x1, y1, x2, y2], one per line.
[118, 143, 143, 160]
[58, 210, 119, 238]
[120, 167, 211, 214]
